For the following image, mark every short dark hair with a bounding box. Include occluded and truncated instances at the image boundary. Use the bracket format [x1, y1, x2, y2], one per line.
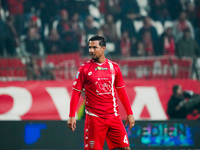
[173, 85, 179, 95]
[89, 35, 106, 47]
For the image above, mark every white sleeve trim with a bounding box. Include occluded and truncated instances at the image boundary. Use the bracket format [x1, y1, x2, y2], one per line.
[72, 88, 82, 92]
[116, 85, 125, 88]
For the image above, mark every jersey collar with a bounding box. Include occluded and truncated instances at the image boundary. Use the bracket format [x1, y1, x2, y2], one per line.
[91, 59, 107, 66]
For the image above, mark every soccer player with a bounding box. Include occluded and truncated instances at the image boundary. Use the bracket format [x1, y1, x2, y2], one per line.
[67, 35, 135, 150]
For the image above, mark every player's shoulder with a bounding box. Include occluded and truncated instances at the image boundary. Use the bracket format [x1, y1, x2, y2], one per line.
[79, 60, 92, 70]
[107, 59, 120, 68]
[83, 59, 93, 66]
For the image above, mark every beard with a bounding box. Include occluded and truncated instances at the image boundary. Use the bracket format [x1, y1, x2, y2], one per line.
[90, 54, 99, 62]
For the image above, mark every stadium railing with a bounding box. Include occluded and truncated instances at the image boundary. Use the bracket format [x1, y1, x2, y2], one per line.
[0, 53, 199, 81]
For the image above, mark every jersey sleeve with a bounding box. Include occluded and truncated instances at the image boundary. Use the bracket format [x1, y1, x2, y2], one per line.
[116, 87, 133, 115]
[114, 64, 125, 88]
[69, 90, 81, 117]
[72, 65, 85, 92]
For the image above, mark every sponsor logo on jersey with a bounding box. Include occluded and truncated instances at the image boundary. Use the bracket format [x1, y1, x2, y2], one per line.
[76, 71, 80, 79]
[88, 71, 92, 76]
[89, 141, 95, 148]
[95, 66, 108, 71]
[73, 81, 77, 85]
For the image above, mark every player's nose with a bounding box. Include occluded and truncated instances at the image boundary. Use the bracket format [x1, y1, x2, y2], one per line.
[89, 48, 94, 53]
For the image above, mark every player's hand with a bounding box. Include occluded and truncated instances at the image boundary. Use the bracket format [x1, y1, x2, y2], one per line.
[125, 115, 135, 130]
[67, 117, 76, 132]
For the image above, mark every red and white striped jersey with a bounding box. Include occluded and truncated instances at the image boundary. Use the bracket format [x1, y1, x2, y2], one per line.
[72, 59, 125, 118]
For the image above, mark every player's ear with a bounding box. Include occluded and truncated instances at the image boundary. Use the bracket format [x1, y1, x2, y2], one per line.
[102, 46, 106, 52]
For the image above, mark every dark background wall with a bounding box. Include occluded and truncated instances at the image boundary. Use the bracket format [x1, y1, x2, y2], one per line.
[0, 120, 200, 150]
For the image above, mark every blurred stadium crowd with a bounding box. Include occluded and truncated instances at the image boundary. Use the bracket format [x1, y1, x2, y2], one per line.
[0, 0, 200, 80]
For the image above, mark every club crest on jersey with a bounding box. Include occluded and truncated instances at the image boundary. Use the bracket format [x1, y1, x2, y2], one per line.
[95, 66, 108, 71]
[76, 71, 80, 79]
[89, 141, 95, 148]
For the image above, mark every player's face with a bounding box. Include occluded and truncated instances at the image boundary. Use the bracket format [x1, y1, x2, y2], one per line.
[89, 40, 105, 62]
[177, 86, 183, 96]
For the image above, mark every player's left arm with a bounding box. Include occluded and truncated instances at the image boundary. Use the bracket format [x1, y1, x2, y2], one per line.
[115, 64, 135, 130]
[116, 87, 135, 130]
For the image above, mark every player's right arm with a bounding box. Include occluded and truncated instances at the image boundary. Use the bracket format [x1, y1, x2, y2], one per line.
[67, 65, 85, 131]
[67, 90, 81, 131]
[67, 117, 76, 132]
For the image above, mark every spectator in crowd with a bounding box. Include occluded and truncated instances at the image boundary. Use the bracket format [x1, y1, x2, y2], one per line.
[39, 63, 55, 80]
[84, 15, 98, 39]
[195, 29, 200, 49]
[121, 11, 137, 39]
[120, 10, 139, 56]
[99, 0, 121, 19]
[59, 0, 78, 16]
[120, 0, 140, 18]
[138, 16, 158, 43]
[135, 42, 146, 57]
[97, 29, 104, 37]
[75, 1, 90, 22]
[0, 14, 7, 56]
[173, 11, 194, 42]
[79, 29, 88, 56]
[101, 14, 118, 43]
[159, 8, 172, 25]
[196, 0, 200, 28]
[99, 0, 106, 14]
[140, 30, 155, 56]
[23, 27, 44, 56]
[167, 85, 200, 119]
[120, 31, 131, 57]
[176, 28, 200, 58]
[45, 29, 64, 55]
[57, 9, 71, 38]
[167, 85, 189, 119]
[6, 0, 25, 35]
[167, 0, 182, 20]
[185, 2, 198, 29]
[37, 0, 57, 34]
[194, 58, 200, 80]
[130, 36, 138, 57]
[23, 15, 43, 40]
[26, 55, 55, 80]
[1, 0, 6, 11]
[71, 13, 84, 35]
[22, 0, 34, 26]
[157, 23, 175, 56]
[56, 9, 79, 53]
[25, 56, 40, 80]
[62, 31, 79, 53]
[150, 0, 172, 25]
[4, 16, 20, 56]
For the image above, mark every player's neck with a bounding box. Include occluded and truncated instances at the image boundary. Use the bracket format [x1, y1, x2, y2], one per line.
[96, 56, 106, 63]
